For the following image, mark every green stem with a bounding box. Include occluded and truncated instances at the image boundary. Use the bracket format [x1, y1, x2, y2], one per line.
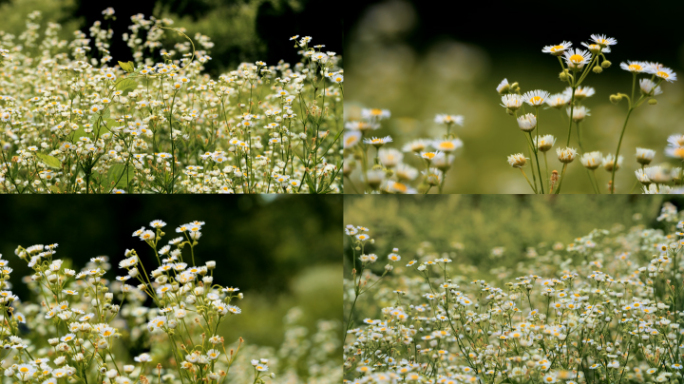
[543, 151, 550, 192]
[522, 132, 539, 192]
[591, 169, 601, 194]
[528, 131, 544, 194]
[565, 86, 576, 146]
[555, 164, 568, 194]
[610, 108, 633, 194]
[520, 168, 536, 193]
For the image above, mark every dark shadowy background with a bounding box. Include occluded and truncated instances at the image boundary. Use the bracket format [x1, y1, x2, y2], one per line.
[0, 0, 342, 75]
[344, 0, 684, 67]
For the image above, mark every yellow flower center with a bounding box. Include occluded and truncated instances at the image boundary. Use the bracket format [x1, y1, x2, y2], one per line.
[657, 71, 669, 78]
[570, 54, 584, 63]
[529, 96, 543, 104]
[551, 45, 564, 52]
[674, 148, 684, 158]
[439, 142, 455, 150]
[629, 64, 642, 71]
[393, 183, 407, 193]
[423, 153, 436, 159]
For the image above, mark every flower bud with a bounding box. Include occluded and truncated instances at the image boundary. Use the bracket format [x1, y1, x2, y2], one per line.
[601, 60, 611, 68]
[425, 173, 440, 186]
[648, 99, 657, 105]
[367, 169, 384, 190]
[592, 65, 603, 74]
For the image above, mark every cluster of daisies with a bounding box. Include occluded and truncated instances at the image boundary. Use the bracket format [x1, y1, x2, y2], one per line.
[0, 9, 343, 194]
[344, 108, 465, 194]
[500, 34, 677, 194]
[632, 134, 684, 194]
[0, 220, 280, 384]
[344, 203, 684, 384]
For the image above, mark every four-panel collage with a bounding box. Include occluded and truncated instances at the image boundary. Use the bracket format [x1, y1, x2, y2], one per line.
[0, 0, 683, 383]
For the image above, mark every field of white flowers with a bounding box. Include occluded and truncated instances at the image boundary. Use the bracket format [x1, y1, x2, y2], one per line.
[0, 9, 343, 194]
[0, 219, 341, 384]
[344, 202, 684, 383]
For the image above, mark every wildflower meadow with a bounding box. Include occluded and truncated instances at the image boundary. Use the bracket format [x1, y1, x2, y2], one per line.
[344, 196, 684, 383]
[0, 211, 342, 384]
[0, 9, 343, 194]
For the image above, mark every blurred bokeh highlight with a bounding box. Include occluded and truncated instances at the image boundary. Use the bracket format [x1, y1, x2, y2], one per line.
[345, 195, 684, 278]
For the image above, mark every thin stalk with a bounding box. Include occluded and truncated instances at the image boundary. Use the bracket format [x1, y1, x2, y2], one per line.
[543, 151, 550, 192]
[522, 132, 539, 192]
[528, 131, 545, 194]
[520, 168, 536, 193]
[555, 163, 568, 194]
[610, 108, 633, 194]
[565, 86, 576, 146]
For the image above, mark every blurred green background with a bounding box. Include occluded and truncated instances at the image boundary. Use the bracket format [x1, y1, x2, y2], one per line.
[344, 195, 684, 278]
[0, 195, 342, 349]
[344, 0, 684, 193]
[0, 0, 341, 75]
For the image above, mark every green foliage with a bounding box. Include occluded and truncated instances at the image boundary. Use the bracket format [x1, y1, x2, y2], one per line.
[34, 152, 62, 169]
[0, 0, 81, 40]
[114, 78, 138, 94]
[154, 0, 268, 73]
[106, 163, 135, 188]
[118, 61, 135, 73]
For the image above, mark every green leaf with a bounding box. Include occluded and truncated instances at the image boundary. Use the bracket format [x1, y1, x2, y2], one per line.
[72, 126, 87, 142]
[106, 163, 135, 189]
[304, 173, 315, 192]
[35, 153, 62, 169]
[98, 118, 116, 136]
[118, 61, 135, 73]
[49, 185, 61, 194]
[115, 78, 138, 94]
